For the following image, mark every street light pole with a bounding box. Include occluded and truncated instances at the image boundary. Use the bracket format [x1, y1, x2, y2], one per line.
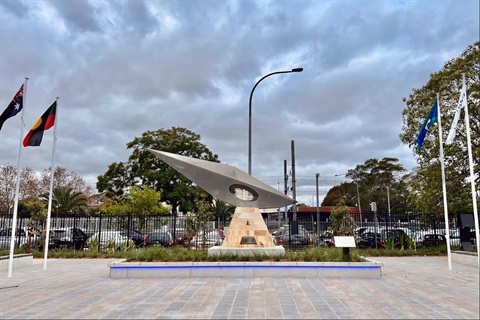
[248, 68, 303, 175]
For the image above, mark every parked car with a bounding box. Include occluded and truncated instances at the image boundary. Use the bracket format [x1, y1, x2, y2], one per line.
[357, 232, 383, 249]
[422, 234, 446, 247]
[319, 231, 333, 247]
[380, 229, 411, 248]
[51, 227, 88, 250]
[0, 228, 29, 249]
[190, 230, 223, 248]
[145, 230, 174, 247]
[88, 230, 132, 251]
[449, 231, 461, 247]
[273, 228, 311, 247]
[118, 229, 146, 247]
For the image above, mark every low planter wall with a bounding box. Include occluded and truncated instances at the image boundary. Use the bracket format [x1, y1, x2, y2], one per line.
[109, 260, 382, 279]
[0, 254, 33, 271]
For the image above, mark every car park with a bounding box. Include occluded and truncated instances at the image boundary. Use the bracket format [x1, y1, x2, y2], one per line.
[145, 230, 174, 247]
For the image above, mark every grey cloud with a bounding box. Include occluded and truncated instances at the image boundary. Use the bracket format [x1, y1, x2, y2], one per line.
[53, 0, 102, 33]
[0, 0, 478, 204]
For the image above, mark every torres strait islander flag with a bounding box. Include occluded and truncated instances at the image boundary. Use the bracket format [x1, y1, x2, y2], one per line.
[416, 100, 438, 150]
[23, 101, 56, 147]
[0, 84, 24, 131]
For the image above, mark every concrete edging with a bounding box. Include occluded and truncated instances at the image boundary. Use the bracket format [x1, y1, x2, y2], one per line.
[0, 254, 33, 271]
[109, 259, 383, 279]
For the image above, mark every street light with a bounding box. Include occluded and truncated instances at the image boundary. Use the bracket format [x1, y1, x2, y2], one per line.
[248, 68, 303, 175]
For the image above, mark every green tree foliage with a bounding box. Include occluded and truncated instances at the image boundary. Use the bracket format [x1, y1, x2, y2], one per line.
[208, 199, 235, 222]
[128, 186, 170, 215]
[40, 186, 88, 215]
[329, 200, 356, 236]
[18, 198, 47, 223]
[97, 127, 219, 214]
[100, 185, 170, 216]
[400, 41, 479, 215]
[322, 182, 358, 207]
[345, 157, 408, 213]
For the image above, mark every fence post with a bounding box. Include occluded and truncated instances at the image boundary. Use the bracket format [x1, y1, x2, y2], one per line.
[98, 213, 102, 252]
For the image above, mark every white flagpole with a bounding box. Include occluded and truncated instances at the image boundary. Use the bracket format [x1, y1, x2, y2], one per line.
[7, 77, 29, 278]
[43, 97, 59, 270]
[437, 93, 452, 270]
[462, 74, 480, 266]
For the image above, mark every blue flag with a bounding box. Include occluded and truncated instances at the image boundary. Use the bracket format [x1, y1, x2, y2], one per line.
[0, 84, 24, 131]
[416, 100, 438, 149]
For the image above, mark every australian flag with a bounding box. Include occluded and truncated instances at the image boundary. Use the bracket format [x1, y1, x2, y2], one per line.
[0, 84, 24, 131]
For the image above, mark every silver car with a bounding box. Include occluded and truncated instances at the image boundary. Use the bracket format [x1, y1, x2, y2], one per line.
[189, 230, 223, 249]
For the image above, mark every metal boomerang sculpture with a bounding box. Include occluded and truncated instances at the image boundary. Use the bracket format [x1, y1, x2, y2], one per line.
[147, 149, 294, 209]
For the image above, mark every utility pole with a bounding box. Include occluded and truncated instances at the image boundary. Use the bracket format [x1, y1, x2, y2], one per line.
[316, 173, 320, 246]
[291, 140, 297, 234]
[283, 160, 288, 227]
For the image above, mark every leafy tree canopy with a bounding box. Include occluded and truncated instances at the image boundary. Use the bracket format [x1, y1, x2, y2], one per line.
[323, 158, 408, 213]
[100, 185, 170, 215]
[400, 41, 479, 214]
[97, 127, 219, 214]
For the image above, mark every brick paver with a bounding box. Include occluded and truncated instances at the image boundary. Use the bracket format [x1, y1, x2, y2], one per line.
[0, 256, 478, 319]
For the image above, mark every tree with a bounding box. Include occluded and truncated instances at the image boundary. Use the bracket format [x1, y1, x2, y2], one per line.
[322, 182, 358, 207]
[208, 199, 235, 224]
[344, 157, 408, 213]
[400, 41, 479, 214]
[20, 167, 40, 201]
[329, 200, 356, 236]
[99, 185, 170, 216]
[97, 127, 219, 214]
[0, 164, 93, 215]
[40, 186, 88, 215]
[0, 164, 16, 213]
[128, 186, 170, 216]
[40, 166, 92, 196]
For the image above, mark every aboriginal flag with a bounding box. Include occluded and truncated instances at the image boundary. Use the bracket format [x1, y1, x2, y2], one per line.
[0, 84, 24, 131]
[23, 101, 56, 147]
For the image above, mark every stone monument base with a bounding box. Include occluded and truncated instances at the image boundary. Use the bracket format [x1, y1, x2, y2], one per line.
[208, 246, 285, 257]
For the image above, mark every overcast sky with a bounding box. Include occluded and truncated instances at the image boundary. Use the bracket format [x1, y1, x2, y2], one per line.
[0, 0, 478, 206]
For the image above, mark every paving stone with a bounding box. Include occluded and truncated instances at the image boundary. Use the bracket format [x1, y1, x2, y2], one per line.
[0, 256, 478, 319]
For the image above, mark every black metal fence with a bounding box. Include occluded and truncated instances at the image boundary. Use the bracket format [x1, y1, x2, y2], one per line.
[0, 211, 476, 251]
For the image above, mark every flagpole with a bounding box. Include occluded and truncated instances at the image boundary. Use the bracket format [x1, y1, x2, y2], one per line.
[437, 93, 452, 270]
[462, 74, 480, 266]
[43, 97, 59, 270]
[7, 77, 28, 278]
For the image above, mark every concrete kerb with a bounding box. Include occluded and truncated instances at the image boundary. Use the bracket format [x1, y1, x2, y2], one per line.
[108, 258, 383, 278]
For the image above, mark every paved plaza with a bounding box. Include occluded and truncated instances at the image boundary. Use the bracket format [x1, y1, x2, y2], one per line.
[1, 256, 479, 319]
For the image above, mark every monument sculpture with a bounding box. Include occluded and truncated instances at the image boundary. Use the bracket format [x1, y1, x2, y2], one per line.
[148, 149, 294, 256]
